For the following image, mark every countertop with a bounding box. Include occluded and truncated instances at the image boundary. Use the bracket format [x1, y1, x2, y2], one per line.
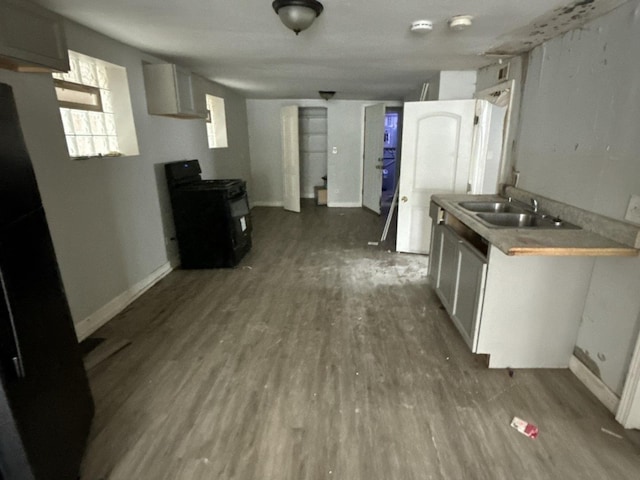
[432, 193, 640, 257]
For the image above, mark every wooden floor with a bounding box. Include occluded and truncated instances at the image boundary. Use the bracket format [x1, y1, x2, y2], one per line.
[81, 203, 640, 480]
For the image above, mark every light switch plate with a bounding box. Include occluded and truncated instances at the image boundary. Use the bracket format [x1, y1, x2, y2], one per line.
[625, 194, 640, 224]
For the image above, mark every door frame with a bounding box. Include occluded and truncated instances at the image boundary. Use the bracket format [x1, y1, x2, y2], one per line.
[617, 328, 640, 428]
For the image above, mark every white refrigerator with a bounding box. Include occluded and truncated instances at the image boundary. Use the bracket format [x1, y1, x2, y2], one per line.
[396, 99, 506, 254]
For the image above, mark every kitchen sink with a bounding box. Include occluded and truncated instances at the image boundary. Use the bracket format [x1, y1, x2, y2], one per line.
[458, 201, 526, 213]
[476, 212, 580, 229]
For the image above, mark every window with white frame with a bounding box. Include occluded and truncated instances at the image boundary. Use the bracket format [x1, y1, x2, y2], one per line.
[52, 51, 139, 159]
[205, 94, 228, 149]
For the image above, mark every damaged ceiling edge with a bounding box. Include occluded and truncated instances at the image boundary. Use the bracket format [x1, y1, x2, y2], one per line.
[484, 0, 628, 57]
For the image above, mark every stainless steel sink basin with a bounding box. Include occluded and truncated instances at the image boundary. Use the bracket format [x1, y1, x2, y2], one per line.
[459, 201, 526, 213]
[476, 212, 580, 229]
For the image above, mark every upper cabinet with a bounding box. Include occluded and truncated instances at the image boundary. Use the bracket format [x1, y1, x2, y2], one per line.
[143, 63, 207, 119]
[0, 0, 69, 72]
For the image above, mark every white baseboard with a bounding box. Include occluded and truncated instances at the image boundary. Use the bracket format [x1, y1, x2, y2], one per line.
[327, 202, 361, 208]
[74, 262, 174, 341]
[251, 201, 284, 207]
[569, 355, 620, 414]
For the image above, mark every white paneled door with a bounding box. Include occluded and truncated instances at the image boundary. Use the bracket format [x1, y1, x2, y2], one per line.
[362, 103, 385, 214]
[281, 105, 300, 213]
[396, 100, 477, 254]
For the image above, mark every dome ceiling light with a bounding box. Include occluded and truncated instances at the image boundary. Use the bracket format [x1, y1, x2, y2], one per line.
[448, 15, 474, 31]
[410, 20, 433, 34]
[272, 0, 324, 35]
[318, 90, 335, 100]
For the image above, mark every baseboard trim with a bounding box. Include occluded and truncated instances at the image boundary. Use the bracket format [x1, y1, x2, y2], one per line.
[569, 355, 620, 414]
[327, 202, 361, 208]
[74, 262, 174, 341]
[251, 201, 284, 207]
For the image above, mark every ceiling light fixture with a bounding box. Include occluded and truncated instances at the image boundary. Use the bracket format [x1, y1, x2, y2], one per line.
[318, 90, 335, 100]
[272, 0, 324, 35]
[448, 14, 474, 31]
[410, 20, 433, 34]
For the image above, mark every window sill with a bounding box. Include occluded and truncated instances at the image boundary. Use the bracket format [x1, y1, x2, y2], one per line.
[71, 152, 124, 161]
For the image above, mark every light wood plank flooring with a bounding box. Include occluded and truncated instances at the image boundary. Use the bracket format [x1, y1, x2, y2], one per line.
[81, 203, 640, 480]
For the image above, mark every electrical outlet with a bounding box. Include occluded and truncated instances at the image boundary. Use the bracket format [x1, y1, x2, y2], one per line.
[625, 194, 640, 224]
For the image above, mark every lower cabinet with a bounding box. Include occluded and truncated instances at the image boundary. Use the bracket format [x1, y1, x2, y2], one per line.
[428, 202, 594, 368]
[431, 224, 487, 351]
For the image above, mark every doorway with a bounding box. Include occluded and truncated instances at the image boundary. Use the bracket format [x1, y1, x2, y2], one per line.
[298, 107, 328, 201]
[382, 109, 402, 210]
[362, 105, 403, 215]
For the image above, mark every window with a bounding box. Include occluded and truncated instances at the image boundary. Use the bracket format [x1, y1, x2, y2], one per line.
[53, 51, 139, 159]
[205, 94, 228, 148]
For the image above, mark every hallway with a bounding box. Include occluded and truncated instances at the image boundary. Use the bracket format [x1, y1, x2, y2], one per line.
[81, 204, 640, 479]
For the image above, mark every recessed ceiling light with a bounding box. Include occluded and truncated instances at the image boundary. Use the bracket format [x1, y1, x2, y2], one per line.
[410, 20, 433, 34]
[448, 15, 473, 31]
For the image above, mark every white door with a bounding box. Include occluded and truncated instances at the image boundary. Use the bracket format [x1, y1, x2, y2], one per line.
[362, 103, 385, 214]
[396, 100, 477, 254]
[281, 105, 300, 213]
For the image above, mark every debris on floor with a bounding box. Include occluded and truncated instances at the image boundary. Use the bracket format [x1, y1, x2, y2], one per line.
[507, 368, 515, 378]
[511, 417, 539, 439]
[601, 427, 623, 439]
[367, 241, 379, 246]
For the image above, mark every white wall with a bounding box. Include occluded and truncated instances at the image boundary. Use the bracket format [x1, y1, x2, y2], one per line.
[514, 0, 640, 395]
[0, 19, 251, 335]
[246, 99, 400, 207]
[425, 71, 477, 100]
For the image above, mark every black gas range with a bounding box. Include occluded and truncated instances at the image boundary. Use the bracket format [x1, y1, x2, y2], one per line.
[164, 160, 252, 268]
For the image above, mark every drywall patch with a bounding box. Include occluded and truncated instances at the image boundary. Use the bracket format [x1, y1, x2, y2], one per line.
[574, 346, 602, 378]
[485, 0, 626, 56]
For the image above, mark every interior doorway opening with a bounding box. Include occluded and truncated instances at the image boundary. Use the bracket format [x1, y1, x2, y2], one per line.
[298, 107, 328, 202]
[382, 109, 400, 209]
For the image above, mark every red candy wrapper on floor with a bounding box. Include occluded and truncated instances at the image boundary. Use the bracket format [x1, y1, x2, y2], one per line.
[510, 417, 539, 439]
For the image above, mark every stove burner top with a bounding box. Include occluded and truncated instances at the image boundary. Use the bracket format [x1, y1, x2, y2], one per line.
[200, 179, 240, 187]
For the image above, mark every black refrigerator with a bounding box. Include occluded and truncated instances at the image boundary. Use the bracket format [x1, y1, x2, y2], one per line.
[0, 83, 94, 479]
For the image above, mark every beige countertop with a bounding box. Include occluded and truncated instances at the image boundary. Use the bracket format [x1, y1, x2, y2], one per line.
[432, 193, 639, 257]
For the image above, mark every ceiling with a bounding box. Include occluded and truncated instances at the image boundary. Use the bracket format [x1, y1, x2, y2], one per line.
[33, 0, 627, 100]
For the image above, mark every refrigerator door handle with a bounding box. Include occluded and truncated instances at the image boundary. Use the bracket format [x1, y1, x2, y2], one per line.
[0, 267, 26, 378]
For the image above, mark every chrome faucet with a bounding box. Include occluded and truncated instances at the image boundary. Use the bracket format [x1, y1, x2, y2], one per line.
[531, 198, 539, 213]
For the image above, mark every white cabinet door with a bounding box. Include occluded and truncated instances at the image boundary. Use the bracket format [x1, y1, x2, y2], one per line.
[362, 103, 385, 214]
[143, 64, 205, 119]
[397, 100, 477, 254]
[427, 223, 443, 287]
[0, 0, 68, 72]
[430, 220, 487, 352]
[175, 67, 196, 115]
[281, 105, 301, 213]
[451, 241, 487, 351]
[437, 226, 460, 312]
